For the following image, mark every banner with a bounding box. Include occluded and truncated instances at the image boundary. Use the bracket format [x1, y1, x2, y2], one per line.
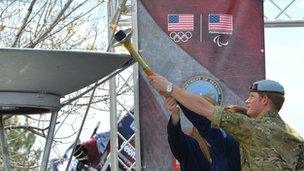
[138, 0, 264, 170]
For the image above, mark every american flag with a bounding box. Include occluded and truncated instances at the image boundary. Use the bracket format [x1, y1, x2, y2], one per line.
[168, 14, 194, 31]
[208, 14, 233, 34]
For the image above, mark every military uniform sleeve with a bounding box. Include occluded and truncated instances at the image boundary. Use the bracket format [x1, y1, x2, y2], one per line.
[167, 116, 187, 162]
[296, 142, 304, 170]
[211, 106, 253, 144]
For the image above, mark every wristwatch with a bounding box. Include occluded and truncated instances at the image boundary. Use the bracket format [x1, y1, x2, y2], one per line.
[166, 82, 173, 94]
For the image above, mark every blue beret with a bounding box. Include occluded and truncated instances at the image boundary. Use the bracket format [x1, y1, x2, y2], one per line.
[250, 79, 285, 95]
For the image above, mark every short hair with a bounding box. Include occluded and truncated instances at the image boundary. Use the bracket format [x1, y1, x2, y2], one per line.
[258, 92, 285, 111]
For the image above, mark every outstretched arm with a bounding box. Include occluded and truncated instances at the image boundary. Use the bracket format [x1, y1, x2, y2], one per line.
[165, 97, 187, 161]
[178, 102, 229, 147]
[178, 102, 210, 135]
[149, 74, 214, 120]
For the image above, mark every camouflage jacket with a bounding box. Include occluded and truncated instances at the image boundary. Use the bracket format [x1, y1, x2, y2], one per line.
[211, 106, 304, 171]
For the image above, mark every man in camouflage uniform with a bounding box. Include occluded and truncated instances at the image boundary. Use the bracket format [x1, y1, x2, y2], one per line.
[149, 74, 304, 170]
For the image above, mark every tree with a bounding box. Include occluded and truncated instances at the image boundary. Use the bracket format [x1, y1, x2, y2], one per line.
[0, 116, 42, 170]
[0, 0, 112, 169]
[0, 0, 106, 49]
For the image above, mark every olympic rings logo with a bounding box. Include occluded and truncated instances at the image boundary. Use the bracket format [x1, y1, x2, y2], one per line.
[169, 31, 192, 42]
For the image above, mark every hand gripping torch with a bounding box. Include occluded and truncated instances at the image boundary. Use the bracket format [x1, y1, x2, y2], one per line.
[114, 29, 155, 76]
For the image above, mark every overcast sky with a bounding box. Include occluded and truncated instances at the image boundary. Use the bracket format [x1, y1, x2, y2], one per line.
[265, 27, 304, 137]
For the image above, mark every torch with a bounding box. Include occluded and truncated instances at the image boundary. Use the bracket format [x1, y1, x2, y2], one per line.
[114, 29, 155, 76]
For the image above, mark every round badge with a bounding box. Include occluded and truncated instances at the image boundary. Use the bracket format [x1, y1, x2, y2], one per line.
[183, 74, 223, 104]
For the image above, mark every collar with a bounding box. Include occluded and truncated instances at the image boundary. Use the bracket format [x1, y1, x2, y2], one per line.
[264, 111, 280, 118]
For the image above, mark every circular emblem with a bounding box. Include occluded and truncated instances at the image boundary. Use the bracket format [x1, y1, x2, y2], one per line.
[183, 74, 223, 104]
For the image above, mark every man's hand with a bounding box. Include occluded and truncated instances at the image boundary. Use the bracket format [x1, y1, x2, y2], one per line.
[164, 98, 179, 114]
[164, 97, 180, 125]
[148, 73, 171, 93]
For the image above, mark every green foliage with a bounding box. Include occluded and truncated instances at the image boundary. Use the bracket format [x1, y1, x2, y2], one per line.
[0, 116, 41, 170]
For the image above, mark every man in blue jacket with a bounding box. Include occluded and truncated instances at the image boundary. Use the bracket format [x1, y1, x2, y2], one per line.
[166, 97, 211, 171]
[165, 97, 241, 171]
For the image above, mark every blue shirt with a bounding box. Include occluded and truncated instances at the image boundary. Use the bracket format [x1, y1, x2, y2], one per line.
[167, 117, 210, 171]
[179, 103, 241, 171]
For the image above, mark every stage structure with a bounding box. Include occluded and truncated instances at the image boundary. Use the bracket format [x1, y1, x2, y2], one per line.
[0, 48, 133, 171]
[264, 0, 304, 27]
[102, 0, 141, 170]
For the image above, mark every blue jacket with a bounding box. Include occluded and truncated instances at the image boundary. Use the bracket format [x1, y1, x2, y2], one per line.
[179, 103, 241, 171]
[167, 117, 210, 171]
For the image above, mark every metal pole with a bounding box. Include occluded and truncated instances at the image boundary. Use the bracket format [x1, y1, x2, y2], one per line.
[107, 0, 128, 51]
[131, 0, 142, 169]
[110, 77, 119, 171]
[264, 20, 304, 28]
[65, 83, 98, 171]
[0, 115, 12, 171]
[40, 110, 58, 171]
[133, 63, 142, 171]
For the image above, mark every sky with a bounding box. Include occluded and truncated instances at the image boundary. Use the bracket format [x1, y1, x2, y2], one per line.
[265, 27, 304, 137]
